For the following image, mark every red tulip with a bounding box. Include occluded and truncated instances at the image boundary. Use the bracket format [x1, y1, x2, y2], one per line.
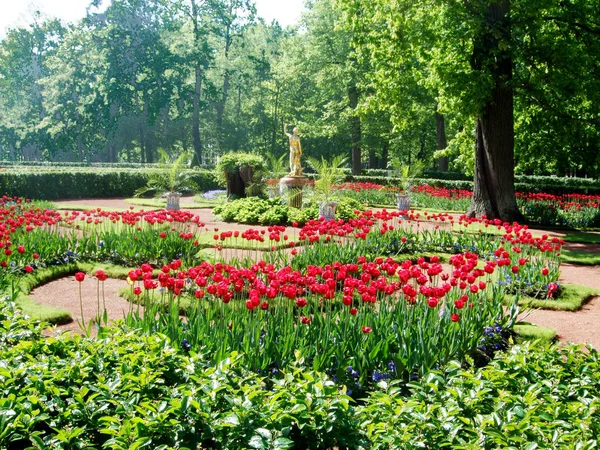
[75, 272, 85, 282]
[95, 269, 108, 281]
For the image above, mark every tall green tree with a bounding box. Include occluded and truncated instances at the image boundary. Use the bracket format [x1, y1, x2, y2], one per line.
[340, 0, 599, 221]
[0, 17, 64, 160]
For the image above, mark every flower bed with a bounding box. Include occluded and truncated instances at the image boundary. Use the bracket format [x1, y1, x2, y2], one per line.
[331, 184, 600, 228]
[0, 195, 597, 448]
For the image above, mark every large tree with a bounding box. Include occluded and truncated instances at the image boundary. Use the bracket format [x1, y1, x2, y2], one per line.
[339, 0, 599, 221]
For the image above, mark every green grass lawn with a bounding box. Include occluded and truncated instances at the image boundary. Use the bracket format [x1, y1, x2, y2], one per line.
[561, 249, 600, 265]
[124, 197, 218, 209]
[513, 323, 557, 344]
[562, 231, 600, 244]
[509, 283, 599, 312]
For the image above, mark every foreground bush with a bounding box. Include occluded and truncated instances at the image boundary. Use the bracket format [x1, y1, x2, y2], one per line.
[1, 297, 599, 449]
[360, 342, 600, 448]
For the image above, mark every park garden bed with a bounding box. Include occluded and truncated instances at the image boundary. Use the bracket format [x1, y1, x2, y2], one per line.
[1, 195, 599, 447]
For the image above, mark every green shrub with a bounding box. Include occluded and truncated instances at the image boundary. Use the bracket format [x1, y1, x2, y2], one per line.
[359, 342, 600, 448]
[214, 197, 364, 225]
[214, 152, 267, 187]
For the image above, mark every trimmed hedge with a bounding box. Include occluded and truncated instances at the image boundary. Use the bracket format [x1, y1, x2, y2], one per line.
[0, 168, 219, 200]
[347, 174, 600, 195]
[1, 164, 598, 199]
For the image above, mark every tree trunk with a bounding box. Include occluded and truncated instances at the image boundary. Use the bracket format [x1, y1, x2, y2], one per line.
[435, 111, 448, 172]
[381, 141, 389, 169]
[77, 133, 83, 163]
[271, 83, 280, 153]
[216, 27, 232, 147]
[467, 0, 522, 222]
[139, 125, 146, 164]
[143, 101, 153, 164]
[348, 84, 361, 175]
[192, 65, 203, 166]
[368, 150, 378, 169]
[226, 170, 246, 198]
[234, 84, 242, 151]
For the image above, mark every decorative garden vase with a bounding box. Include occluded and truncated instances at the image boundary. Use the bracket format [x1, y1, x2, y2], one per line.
[164, 192, 182, 211]
[280, 176, 309, 208]
[319, 201, 338, 221]
[397, 194, 410, 212]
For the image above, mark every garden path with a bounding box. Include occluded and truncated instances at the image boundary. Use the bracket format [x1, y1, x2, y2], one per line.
[38, 198, 600, 349]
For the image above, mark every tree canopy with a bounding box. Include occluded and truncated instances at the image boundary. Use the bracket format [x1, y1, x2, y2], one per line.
[0, 0, 598, 217]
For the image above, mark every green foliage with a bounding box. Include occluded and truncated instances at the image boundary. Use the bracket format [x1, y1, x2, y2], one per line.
[214, 196, 364, 225]
[2, 292, 599, 449]
[307, 154, 348, 203]
[390, 160, 425, 192]
[214, 197, 286, 225]
[214, 152, 267, 186]
[0, 297, 362, 449]
[134, 149, 197, 197]
[265, 152, 288, 180]
[358, 342, 600, 448]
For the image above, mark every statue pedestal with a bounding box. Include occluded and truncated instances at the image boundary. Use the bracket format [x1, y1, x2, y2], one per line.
[280, 176, 309, 209]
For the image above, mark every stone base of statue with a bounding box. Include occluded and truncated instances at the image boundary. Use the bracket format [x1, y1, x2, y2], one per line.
[280, 176, 309, 209]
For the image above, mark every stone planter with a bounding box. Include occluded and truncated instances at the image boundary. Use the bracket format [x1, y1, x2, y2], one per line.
[319, 201, 338, 221]
[164, 192, 182, 211]
[397, 194, 410, 212]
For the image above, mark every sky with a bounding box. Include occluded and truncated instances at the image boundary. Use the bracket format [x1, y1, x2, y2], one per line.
[0, 0, 305, 38]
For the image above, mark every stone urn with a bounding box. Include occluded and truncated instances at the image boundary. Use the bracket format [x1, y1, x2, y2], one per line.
[397, 193, 410, 212]
[319, 201, 338, 221]
[164, 192, 182, 211]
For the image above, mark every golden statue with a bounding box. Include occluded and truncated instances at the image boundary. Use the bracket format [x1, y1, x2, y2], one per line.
[284, 123, 303, 177]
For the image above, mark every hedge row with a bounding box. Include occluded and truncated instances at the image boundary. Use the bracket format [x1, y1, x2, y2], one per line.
[347, 175, 600, 195]
[0, 169, 219, 200]
[0, 160, 166, 169]
[0, 166, 598, 199]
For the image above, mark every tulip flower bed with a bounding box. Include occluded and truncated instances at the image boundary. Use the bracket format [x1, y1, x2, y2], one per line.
[517, 192, 600, 228]
[291, 210, 563, 299]
[334, 184, 600, 228]
[0, 198, 563, 386]
[122, 254, 517, 390]
[2, 195, 599, 448]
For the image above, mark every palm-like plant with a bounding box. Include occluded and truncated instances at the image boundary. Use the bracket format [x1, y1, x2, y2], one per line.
[265, 152, 288, 180]
[307, 155, 348, 204]
[390, 159, 424, 194]
[134, 149, 197, 198]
